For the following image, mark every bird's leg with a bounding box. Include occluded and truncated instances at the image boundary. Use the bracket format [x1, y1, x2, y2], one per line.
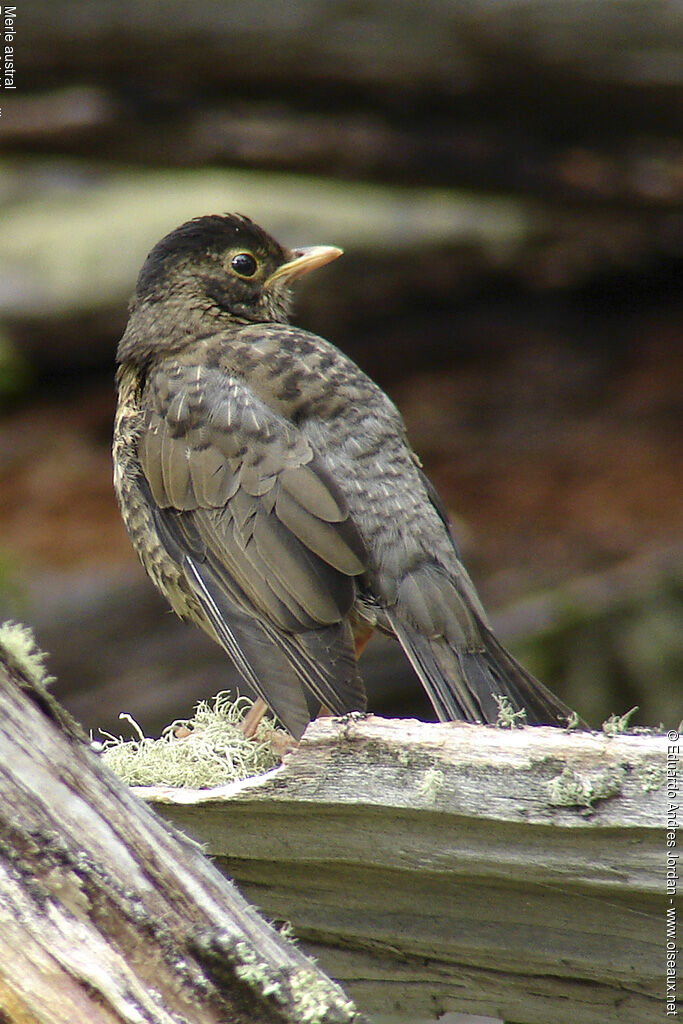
[353, 623, 374, 659]
[269, 730, 299, 757]
[241, 698, 268, 738]
[242, 698, 298, 757]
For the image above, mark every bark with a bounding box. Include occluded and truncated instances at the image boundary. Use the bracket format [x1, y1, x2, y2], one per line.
[145, 715, 667, 1024]
[0, 626, 362, 1024]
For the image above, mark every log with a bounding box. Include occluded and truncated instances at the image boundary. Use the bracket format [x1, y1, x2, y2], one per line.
[143, 716, 668, 1024]
[19, 1, 683, 104]
[0, 624, 363, 1024]
[0, 165, 531, 323]
[0, 162, 677, 374]
[7, 0, 683, 213]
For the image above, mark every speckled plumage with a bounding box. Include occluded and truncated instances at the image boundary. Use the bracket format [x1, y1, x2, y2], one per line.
[114, 213, 577, 737]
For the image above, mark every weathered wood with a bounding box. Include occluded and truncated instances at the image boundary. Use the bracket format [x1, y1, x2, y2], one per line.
[0, 627, 362, 1024]
[144, 716, 667, 1024]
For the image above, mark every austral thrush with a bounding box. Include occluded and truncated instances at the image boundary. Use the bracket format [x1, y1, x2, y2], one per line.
[114, 213, 577, 739]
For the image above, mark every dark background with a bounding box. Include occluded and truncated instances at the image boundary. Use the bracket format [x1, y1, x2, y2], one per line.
[0, 0, 681, 737]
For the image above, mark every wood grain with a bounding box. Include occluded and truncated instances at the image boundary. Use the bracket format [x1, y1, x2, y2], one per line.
[0, 641, 362, 1024]
[144, 716, 666, 1023]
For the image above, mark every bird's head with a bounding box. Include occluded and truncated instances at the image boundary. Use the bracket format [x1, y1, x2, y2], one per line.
[130, 212, 342, 328]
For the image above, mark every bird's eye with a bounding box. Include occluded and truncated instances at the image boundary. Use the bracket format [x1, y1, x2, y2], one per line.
[230, 252, 258, 278]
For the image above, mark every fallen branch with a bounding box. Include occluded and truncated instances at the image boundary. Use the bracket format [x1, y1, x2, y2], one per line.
[0, 624, 362, 1024]
[144, 715, 666, 1024]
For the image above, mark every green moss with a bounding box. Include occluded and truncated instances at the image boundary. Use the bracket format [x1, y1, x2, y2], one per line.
[601, 706, 640, 735]
[637, 763, 666, 792]
[547, 765, 624, 808]
[288, 967, 357, 1024]
[494, 694, 527, 728]
[0, 620, 54, 690]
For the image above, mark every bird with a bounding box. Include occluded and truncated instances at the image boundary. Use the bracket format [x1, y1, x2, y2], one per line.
[113, 212, 579, 740]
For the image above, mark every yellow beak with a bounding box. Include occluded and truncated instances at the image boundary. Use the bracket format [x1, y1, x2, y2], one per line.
[265, 245, 343, 287]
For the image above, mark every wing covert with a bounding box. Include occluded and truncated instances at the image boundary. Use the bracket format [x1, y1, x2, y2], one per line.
[138, 361, 367, 632]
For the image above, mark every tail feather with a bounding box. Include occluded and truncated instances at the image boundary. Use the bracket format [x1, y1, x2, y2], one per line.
[387, 608, 578, 727]
[472, 618, 580, 725]
[184, 554, 311, 738]
[186, 550, 366, 738]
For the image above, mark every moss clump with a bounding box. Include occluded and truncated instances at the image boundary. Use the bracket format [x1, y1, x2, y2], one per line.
[494, 694, 527, 728]
[416, 767, 445, 804]
[602, 706, 640, 735]
[0, 620, 54, 690]
[198, 932, 359, 1023]
[288, 966, 357, 1024]
[637, 763, 666, 792]
[547, 765, 624, 808]
[100, 691, 280, 788]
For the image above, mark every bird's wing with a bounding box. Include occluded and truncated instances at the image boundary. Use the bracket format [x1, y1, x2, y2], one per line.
[417, 465, 463, 558]
[137, 360, 368, 735]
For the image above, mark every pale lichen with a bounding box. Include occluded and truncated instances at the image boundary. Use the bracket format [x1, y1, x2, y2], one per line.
[417, 767, 445, 804]
[494, 694, 527, 729]
[227, 937, 358, 1023]
[100, 691, 280, 788]
[288, 967, 357, 1024]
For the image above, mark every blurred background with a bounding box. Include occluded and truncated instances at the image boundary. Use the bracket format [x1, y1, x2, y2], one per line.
[0, 0, 681, 737]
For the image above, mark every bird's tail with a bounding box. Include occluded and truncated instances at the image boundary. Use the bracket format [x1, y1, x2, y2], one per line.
[386, 602, 578, 727]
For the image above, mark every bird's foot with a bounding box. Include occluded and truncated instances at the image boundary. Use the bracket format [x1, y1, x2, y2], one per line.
[241, 698, 298, 758]
[241, 697, 269, 739]
[269, 729, 299, 758]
